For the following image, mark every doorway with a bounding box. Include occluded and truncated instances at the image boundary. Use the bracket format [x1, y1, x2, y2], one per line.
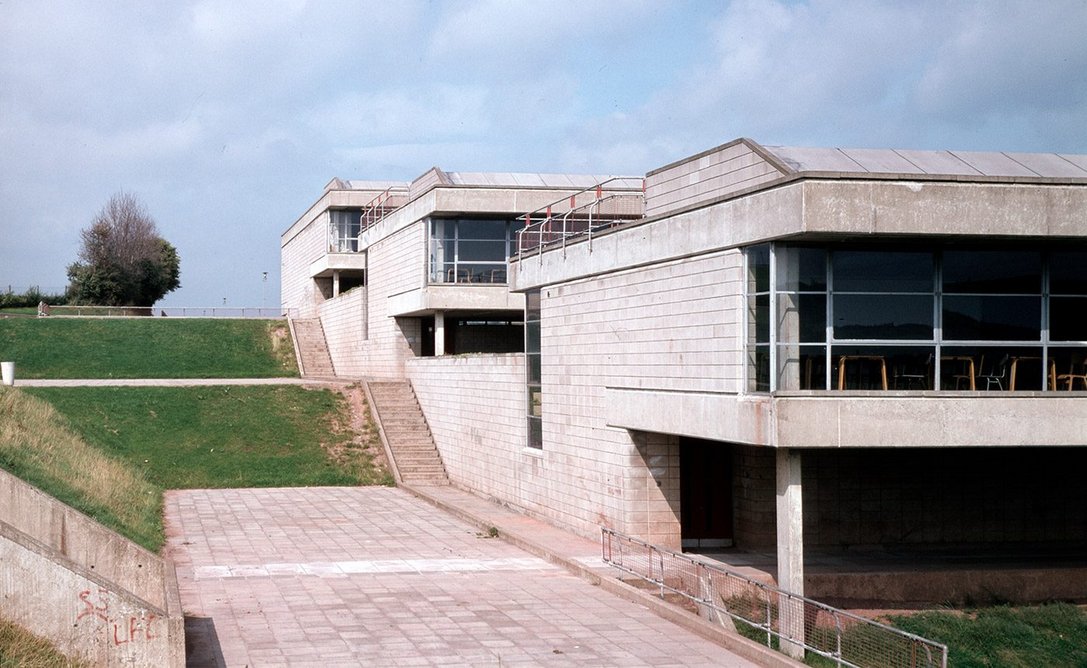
[680, 438, 734, 550]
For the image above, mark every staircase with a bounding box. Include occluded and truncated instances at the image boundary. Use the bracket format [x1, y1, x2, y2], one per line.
[367, 381, 448, 485]
[291, 318, 335, 377]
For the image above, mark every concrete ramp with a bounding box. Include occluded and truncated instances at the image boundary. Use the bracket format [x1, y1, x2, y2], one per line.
[0, 469, 185, 667]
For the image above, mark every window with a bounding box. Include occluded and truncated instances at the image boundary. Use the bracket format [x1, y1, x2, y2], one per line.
[747, 243, 1085, 392]
[525, 290, 542, 449]
[330, 209, 362, 252]
[430, 218, 514, 284]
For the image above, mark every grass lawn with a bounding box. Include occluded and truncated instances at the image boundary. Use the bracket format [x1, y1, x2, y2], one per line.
[4, 385, 392, 552]
[0, 618, 89, 667]
[0, 318, 297, 378]
[889, 603, 1087, 668]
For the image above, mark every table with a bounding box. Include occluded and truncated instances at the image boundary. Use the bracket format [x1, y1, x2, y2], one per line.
[941, 355, 975, 391]
[836, 355, 888, 391]
[1008, 356, 1058, 391]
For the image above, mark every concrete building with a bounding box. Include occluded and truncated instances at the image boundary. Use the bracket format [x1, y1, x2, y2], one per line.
[282, 138, 1087, 604]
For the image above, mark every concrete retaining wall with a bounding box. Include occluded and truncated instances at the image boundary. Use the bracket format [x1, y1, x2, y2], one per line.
[0, 469, 184, 667]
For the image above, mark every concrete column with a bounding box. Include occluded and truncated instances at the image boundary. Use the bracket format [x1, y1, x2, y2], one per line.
[775, 447, 805, 659]
[332, 270, 341, 298]
[434, 310, 445, 356]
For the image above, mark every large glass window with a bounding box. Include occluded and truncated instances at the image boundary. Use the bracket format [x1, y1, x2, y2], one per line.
[746, 243, 1086, 393]
[330, 209, 362, 252]
[430, 218, 513, 284]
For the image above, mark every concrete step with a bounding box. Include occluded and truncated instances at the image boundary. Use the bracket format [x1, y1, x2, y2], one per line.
[367, 380, 448, 486]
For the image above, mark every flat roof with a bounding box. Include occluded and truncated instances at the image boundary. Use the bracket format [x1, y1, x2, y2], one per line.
[761, 143, 1087, 181]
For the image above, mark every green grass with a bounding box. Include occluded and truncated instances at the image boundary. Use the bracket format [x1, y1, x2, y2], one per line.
[889, 603, 1087, 668]
[25, 386, 390, 491]
[0, 618, 89, 667]
[0, 318, 297, 378]
[6, 386, 392, 551]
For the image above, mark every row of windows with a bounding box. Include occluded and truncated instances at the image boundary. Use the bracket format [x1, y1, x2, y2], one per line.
[430, 218, 515, 285]
[748, 244, 1087, 392]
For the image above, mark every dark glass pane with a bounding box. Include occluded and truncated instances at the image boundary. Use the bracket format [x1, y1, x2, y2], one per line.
[776, 345, 826, 390]
[1050, 297, 1087, 341]
[833, 251, 933, 292]
[943, 295, 1041, 340]
[527, 415, 543, 449]
[525, 291, 541, 320]
[776, 293, 826, 343]
[525, 321, 540, 352]
[753, 294, 770, 343]
[937, 346, 1040, 391]
[750, 346, 770, 392]
[1049, 348, 1087, 391]
[528, 387, 542, 417]
[777, 247, 826, 291]
[833, 294, 933, 340]
[527, 354, 541, 384]
[458, 239, 507, 261]
[748, 244, 770, 293]
[943, 250, 1041, 293]
[1050, 252, 1087, 294]
[458, 219, 509, 241]
[830, 345, 894, 390]
[455, 264, 506, 283]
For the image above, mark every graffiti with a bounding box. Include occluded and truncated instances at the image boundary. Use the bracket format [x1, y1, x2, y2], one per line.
[76, 588, 157, 645]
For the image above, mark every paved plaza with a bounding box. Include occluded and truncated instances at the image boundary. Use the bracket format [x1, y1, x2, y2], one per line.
[165, 486, 761, 667]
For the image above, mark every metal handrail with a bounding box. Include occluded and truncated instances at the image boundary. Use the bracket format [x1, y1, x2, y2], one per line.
[516, 177, 645, 256]
[601, 528, 947, 668]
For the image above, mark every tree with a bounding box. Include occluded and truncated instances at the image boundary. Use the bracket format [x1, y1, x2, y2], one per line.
[66, 192, 181, 306]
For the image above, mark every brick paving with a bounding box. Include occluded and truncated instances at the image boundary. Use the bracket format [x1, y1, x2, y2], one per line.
[165, 486, 761, 667]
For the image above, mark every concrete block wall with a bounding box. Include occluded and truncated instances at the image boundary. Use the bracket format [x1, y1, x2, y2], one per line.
[317, 222, 425, 379]
[644, 140, 783, 217]
[408, 354, 525, 497]
[732, 444, 777, 549]
[0, 469, 184, 667]
[280, 209, 327, 318]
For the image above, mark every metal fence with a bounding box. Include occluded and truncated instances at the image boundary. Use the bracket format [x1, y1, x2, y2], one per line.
[39, 305, 295, 318]
[601, 529, 947, 668]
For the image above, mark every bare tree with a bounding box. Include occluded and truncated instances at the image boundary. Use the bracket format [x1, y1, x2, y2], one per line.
[67, 192, 181, 306]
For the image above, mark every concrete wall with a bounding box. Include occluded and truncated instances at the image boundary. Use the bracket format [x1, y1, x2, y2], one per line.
[0, 469, 184, 667]
[281, 207, 327, 318]
[645, 139, 784, 217]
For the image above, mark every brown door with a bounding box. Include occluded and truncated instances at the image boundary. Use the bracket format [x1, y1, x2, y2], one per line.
[680, 438, 734, 550]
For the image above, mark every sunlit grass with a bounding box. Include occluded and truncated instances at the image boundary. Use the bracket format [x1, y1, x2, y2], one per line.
[0, 387, 162, 549]
[0, 318, 297, 378]
[0, 618, 90, 667]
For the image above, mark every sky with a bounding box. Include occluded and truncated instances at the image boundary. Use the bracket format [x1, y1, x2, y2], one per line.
[2, 0, 1086, 308]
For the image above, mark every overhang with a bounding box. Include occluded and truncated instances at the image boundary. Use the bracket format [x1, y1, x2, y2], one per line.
[387, 285, 525, 317]
[309, 253, 367, 279]
[605, 387, 1087, 448]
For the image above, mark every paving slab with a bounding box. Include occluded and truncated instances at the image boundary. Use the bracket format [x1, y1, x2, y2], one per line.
[165, 486, 763, 667]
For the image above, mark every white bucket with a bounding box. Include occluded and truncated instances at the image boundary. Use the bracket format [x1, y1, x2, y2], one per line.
[1, 361, 14, 386]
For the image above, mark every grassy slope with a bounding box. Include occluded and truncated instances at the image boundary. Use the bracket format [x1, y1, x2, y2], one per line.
[0, 318, 297, 378]
[889, 604, 1087, 668]
[0, 618, 90, 667]
[24, 385, 385, 490]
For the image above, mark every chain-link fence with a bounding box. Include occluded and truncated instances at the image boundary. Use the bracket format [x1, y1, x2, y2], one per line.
[602, 528, 947, 668]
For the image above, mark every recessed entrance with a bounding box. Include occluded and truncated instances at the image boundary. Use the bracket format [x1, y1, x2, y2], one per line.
[679, 438, 734, 550]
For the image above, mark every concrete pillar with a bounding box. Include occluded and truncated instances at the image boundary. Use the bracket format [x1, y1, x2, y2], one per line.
[776, 447, 805, 659]
[434, 310, 445, 356]
[332, 270, 340, 298]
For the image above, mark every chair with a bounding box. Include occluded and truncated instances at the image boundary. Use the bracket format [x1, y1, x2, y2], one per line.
[892, 354, 932, 390]
[1056, 356, 1087, 391]
[977, 354, 1009, 391]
